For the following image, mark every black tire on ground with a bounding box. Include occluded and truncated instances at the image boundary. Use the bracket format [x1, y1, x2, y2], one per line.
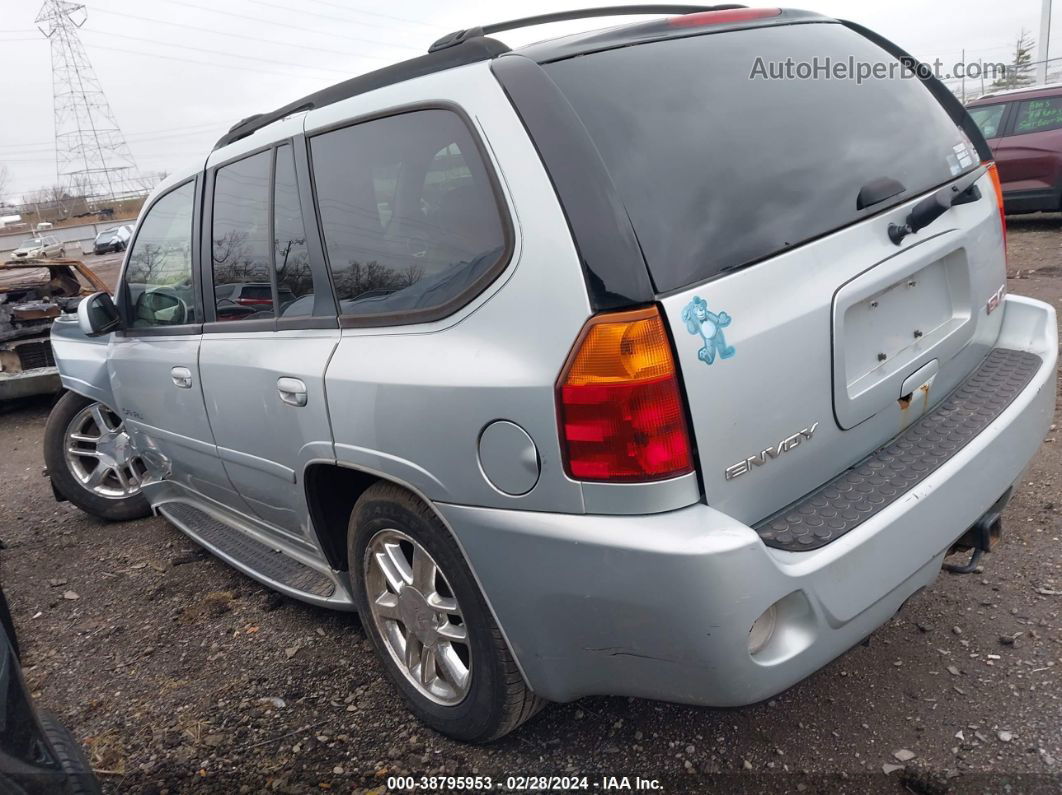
[43, 391, 152, 522]
[58, 248, 65, 257]
[349, 482, 545, 743]
[38, 711, 102, 795]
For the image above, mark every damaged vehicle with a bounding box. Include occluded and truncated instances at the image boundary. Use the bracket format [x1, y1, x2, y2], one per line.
[0, 259, 108, 400]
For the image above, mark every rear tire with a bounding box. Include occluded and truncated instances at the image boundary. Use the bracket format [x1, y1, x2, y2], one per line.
[349, 482, 545, 742]
[44, 392, 151, 522]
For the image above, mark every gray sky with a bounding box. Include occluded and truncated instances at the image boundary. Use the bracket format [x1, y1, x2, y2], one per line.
[0, 0, 1055, 202]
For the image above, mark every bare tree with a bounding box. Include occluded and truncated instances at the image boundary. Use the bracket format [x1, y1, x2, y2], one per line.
[70, 173, 94, 198]
[0, 165, 9, 205]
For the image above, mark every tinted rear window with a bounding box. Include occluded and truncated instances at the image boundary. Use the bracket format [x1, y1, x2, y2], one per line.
[544, 23, 976, 291]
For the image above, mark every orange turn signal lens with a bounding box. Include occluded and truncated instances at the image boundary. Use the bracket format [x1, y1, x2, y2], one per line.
[562, 308, 678, 386]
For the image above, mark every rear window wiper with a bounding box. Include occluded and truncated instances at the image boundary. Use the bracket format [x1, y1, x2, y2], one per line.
[888, 165, 987, 245]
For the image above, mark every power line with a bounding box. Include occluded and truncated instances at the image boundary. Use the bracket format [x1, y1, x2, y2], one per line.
[79, 27, 355, 76]
[81, 40, 342, 82]
[2, 133, 217, 155]
[149, 0, 421, 53]
[245, 0, 443, 33]
[4, 142, 206, 163]
[0, 122, 224, 150]
[86, 6, 398, 64]
[273, 0, 444, 30]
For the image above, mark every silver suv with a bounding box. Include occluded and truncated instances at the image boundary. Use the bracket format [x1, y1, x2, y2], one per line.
[43, 7, 1058, 742]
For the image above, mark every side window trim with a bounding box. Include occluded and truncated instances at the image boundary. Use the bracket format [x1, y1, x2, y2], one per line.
[290, 133, 339, 324]
[305, 100, 515, 329]
[202, 145, 278, 332]
[117, 175, 203, 337]
[998, 101, 1018, 138]
[203, 139, 338, 333]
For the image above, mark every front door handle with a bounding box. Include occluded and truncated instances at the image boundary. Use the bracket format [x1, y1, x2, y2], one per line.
[277, 377, 307, 407]
[171, 366, 193, 389]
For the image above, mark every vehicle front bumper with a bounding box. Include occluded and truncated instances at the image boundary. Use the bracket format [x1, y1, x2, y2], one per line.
[437, 295, 1057, 705]
[0, 367, 60, 400]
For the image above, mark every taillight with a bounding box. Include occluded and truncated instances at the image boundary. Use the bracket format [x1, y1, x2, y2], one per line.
[669, 8, 781, 27]
[985, 161, 1007, 256]
[557, 307, 694, 482]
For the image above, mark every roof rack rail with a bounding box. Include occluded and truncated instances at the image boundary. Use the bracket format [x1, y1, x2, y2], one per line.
[428, 4, 747, 52]
[212, 37, 509, 151]
[214, 5, 749, 151]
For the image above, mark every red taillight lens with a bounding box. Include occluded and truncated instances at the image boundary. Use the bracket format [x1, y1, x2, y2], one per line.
[557, 307, 694, 482]
[669, 7, 781, 27]
[985, 161, 1007, 256]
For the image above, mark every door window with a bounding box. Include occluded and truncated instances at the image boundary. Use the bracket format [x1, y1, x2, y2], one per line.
[968, 104, 1007, 139]
[1013, 96, 1062, 134]
[211, 150, 274, 322]
[309, 108, 507, 321]
[124, 181, 196, 327]
[273, 145, 316, 318]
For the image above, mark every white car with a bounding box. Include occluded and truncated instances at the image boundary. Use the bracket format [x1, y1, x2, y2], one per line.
[10, 235, 65, 260]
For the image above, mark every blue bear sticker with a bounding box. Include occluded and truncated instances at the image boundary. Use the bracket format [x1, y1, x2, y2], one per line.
[681, 296, 735, 366]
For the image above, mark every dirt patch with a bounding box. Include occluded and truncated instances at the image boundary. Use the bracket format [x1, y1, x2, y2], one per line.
[0, 221, 1059, 792]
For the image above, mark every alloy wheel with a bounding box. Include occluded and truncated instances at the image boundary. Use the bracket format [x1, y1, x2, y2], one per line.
[63, 402, 145, 499]
[364, 529, 472, 705]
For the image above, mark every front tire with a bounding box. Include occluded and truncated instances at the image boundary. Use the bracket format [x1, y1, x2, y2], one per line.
[39, 711, 102, 794]
[44, 392, 151, 521]
[349, 483, 544, 742]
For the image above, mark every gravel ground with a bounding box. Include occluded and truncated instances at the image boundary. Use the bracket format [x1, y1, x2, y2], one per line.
[0, 222, 1059, 793]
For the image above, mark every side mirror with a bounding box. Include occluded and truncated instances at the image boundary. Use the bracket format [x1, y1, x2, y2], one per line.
[77, 292, 121, 337]
[136, 289, 187, 326]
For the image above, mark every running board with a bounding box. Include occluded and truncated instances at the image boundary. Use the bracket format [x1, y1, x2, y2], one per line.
[159, 502, 342, 602]
[755, 348, 1042, 552]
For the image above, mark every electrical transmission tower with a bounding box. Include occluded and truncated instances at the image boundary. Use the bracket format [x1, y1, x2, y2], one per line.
[35, 0, 141, 202]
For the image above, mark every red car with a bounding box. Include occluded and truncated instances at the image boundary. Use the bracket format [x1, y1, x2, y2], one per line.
[968, 84, 1062, 213]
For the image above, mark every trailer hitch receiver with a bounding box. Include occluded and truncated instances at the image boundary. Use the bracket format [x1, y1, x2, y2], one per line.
[943, 488, 1011, 574]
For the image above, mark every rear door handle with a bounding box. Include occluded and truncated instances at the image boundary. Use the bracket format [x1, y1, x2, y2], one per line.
[277, 377, 307, 407]
[171, 366, 193, 389]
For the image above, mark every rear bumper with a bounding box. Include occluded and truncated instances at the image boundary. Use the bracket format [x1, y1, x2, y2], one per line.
[438, 295, 1057, 705]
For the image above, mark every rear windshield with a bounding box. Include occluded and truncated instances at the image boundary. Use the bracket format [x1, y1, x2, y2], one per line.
[543, 23, 976, 292]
